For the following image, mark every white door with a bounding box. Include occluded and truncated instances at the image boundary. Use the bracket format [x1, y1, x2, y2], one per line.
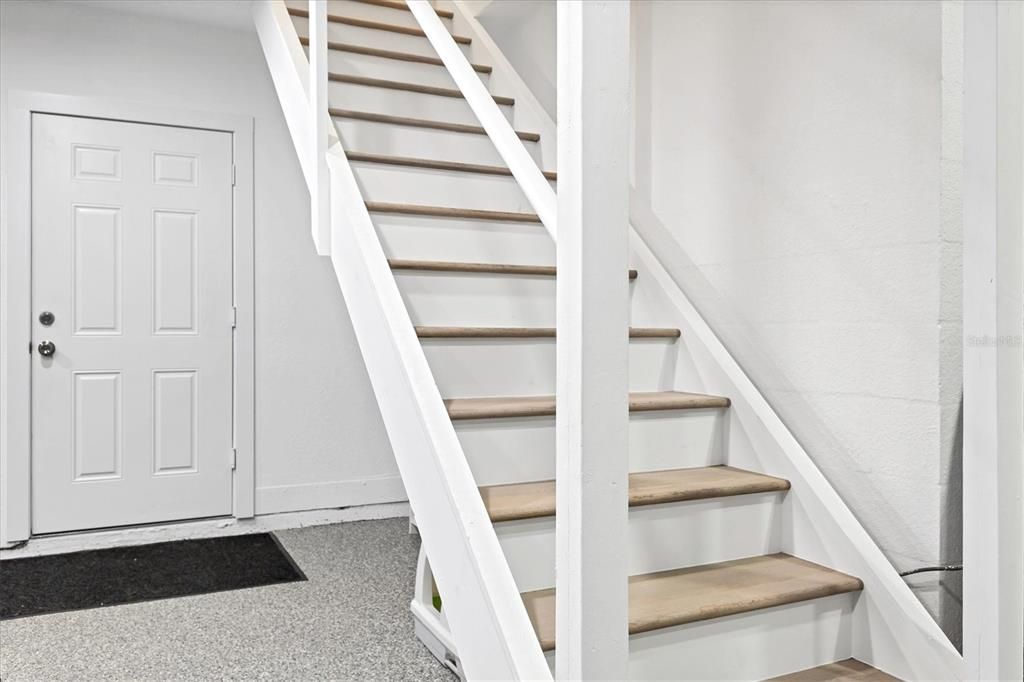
[31, 114, 235, 534]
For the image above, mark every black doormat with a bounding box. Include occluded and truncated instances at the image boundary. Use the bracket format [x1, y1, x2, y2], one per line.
[0, 533, 306, 620]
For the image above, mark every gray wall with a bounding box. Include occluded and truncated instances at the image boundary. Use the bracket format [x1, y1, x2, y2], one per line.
[0, 0, 402, 516]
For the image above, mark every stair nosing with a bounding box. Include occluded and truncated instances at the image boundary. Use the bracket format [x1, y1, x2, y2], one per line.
[299, 37, 491, 73]
[351, 0, 455, 20]
[330, 108, 541, 142]
[415, 326, 678, 339]
[444, 391, 731, 420]
[288, 7, 472, 44]
[522, 553, 864, 651]
[328, 72, 514, 105]
[347, 151, 556, 180]
[481, 465, 791, 523]
[367, 202, 541, 223]
[387, 259, 639, 280]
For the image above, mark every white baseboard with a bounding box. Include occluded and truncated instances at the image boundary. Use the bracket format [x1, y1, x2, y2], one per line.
[0, 501, 411, 560]
[254, 475, 408, 515]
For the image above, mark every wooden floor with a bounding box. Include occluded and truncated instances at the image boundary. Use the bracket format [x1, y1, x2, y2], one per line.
[444, 391, 731, 420]
[767, 658, 901, 681]
[520, 554, 863, 651]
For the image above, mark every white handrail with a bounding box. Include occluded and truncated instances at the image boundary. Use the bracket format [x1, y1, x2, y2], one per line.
[252, 2, 551, 678]
[407, 0, 558, 240]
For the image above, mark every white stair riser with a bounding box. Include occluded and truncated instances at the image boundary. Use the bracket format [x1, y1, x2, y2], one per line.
[394, 272, 635, 326]
[623, 593, 856, 680]
[374, 213, 554, 263]
[286, 0, 455, 32]
[458, 409, 726, 486]
[422, 338, 679, 397]
[305, 47, 483, 90]
[334, 117, 543, 167]
[353, 163, 551, 213]
[291, 16, 471, 59]
[329, 81, 514, 127]
[497, 493, 784, 592]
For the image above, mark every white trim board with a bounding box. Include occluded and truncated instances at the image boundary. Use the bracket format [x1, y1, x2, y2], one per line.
[255, 475, 408, 515]
[0, 501, 411, 560]
[0, 90, 256, 546]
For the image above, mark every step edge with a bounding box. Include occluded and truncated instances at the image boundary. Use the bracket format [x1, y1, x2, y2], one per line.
[347, 151, 555, 179]
[298, 36, 492, 72]
[387, 260, 638, 280]
[288, 7, 472, 43]
[350, 0, 456, 19]
[330, 108, 541, 141]
[445, 392, 732, 420]
[526, 554, 864, 651]
[483, 466, 791, 523]
[366, 201, 542, 223]
[329, 72, 514, 105]
[415, 326, 679, 338]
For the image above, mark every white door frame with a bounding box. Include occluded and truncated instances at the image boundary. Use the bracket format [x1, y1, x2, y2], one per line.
[1, 91, 255, 546]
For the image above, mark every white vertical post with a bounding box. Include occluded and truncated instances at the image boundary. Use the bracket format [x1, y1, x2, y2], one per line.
[308, 0, 331, 255]
[962, 1, 1024, 680]
[555, 1, 631, 679]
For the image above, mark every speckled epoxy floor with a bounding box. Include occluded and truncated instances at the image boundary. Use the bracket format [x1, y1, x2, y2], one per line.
[0, 518, 457, 681]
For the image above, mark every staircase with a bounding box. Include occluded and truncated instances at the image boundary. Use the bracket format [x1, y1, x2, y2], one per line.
[255, 1, 964, 679]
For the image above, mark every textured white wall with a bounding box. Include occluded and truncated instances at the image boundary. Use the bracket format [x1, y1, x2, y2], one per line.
[0, 0, 402, 516]
[629, 0, 962, 644]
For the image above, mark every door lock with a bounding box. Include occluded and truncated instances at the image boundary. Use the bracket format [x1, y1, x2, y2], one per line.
[37, 340, 56, 357]
[39, 311, 55, 326]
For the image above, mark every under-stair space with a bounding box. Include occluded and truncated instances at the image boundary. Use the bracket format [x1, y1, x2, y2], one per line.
[255, 0, 965, 679]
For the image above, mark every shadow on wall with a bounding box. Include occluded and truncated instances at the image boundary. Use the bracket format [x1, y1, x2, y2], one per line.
[939, 400, 963, 651]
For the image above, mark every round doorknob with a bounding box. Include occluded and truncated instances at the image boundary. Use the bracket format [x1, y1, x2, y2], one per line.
[37, 340, 56, 357]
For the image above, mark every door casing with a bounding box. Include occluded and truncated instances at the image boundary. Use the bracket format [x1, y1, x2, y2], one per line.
[1, 91, 255, 545]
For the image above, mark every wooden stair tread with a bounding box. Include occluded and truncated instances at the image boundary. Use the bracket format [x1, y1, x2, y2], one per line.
[289, 7, 472, 44]
[353, 0, 455, 20]
[522, 554, 864, 651]
[444, 391, 731, 420]
[416, 326, 677, 338]
[347, 151, 555, 180]
[367, 202, 540, 223]
[481, 465, 790, 523]
[767, 659, 901, 682]
[330, 108, 540, 141]
[328, 73, 514, 105]
[388, 259, 638, 280]
[299, 37, 491, 73]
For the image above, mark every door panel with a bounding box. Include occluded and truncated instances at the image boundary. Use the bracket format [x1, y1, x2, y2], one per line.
[31, 114, 234, 534]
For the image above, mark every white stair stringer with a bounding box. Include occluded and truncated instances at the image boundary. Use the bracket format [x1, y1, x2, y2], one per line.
[253, 2, 551, 679]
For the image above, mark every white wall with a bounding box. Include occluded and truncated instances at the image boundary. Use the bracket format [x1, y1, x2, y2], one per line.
[629, 0, 962, 645]
[0, 0, 402, 517]
[473, 0, 557, 120]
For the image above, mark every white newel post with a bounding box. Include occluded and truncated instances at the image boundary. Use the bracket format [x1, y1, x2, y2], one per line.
[555, 1, 631, 679]
[308, 0, 330, 255]
[962, 1, 1024, 681]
